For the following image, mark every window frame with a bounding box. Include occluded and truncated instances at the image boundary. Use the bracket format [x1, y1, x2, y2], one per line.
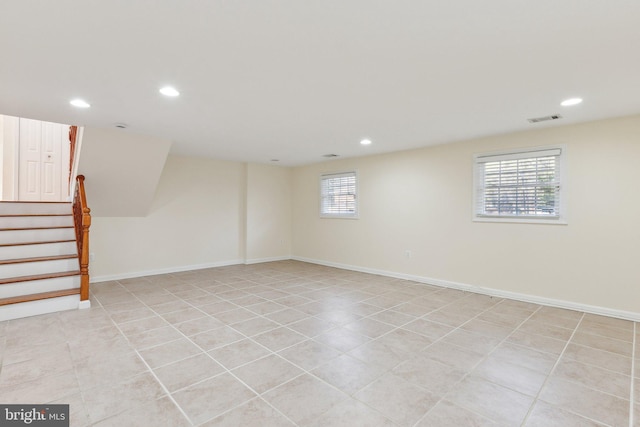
[472, 145, 567, 225]
[319, 170, 359, 219]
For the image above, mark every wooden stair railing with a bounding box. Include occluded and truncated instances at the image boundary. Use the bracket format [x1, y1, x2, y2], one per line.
[73, 175, 91, 301]
[68, 126, 78, 186]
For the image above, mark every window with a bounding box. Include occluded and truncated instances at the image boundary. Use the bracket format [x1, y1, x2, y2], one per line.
[474, 146, 566, 223]
[320, 171, 358, 218]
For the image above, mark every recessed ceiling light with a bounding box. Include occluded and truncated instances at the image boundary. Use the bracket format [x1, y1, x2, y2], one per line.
[360, 139, 372, 146]
[159, 86, 180, 97]
[70, 99, 90, 108]
[561, 97, 583, 106]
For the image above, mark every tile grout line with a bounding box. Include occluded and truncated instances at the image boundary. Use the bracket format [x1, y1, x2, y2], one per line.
[519, 312, 586, 427]
[70, 291, 107, 424]
[630, 321, 636, 427]
[170, 277, 418, 425]
[97, 290, 196, 426]
[174, 278, 636, 422]
[156, 274, 343, 422]
[206, 288, 510, 425]
[411, 299, 544, 427]
[121, 280, 301, 427]
[90, 265, 629, 427]
[206, 276, 399, 425]
[0, 321, 7, 381]
[349, 288, 499, 347]
[134, 348, 196, 426]
[209, 293, 400, 424]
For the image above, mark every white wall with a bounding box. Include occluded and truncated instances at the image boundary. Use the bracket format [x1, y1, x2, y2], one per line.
[245, 163, 292, 263]
[78, 127, 172, 216]
[0, 115, 3, 198]
[90, 156, 245, 279]
[292, 115, 640, 316]
[1, 115, 19, 200]
[90, 156, 293, 280]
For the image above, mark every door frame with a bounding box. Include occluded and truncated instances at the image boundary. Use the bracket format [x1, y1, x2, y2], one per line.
[1, 115, 71, 201]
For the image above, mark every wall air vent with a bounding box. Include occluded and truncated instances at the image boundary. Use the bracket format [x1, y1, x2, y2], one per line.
[527, 114, 562, 124]
[323, 154, 339, 158]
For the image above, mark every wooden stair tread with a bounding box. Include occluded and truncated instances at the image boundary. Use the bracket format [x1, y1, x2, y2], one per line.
[0, 288, 80, 306]
[0, 201, 71, 204]
[0, 254, 78, 265]
[0, 226, 74, 231]
[0, 239, 76, 248]
[0, 214, 72, 217]
[0, 270, 80, 285]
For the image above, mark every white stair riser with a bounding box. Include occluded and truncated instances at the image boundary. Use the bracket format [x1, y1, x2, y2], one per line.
[0, 241, 77, 260]
[0, 215, 74, 229]
[0, 202, 88, 322]
[0, 258, 79, 279]
[0, 227, 75, 244]
[0, 203, 71, 215]
[0, 275, 80, 299]
[0, 295, 82, 322]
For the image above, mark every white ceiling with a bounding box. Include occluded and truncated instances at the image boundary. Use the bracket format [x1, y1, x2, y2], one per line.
[1, 1, 639, 166]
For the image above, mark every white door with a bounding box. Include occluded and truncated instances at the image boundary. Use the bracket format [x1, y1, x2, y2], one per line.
[18, 118, 70, 201]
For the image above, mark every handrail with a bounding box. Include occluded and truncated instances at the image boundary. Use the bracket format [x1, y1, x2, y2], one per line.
[73, 175, 91, 301]
[68, 126, 78, 186]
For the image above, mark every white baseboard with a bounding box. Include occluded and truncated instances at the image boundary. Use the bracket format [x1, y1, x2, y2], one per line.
[90, 259, 244, 283]
[245, 256, 291, 265]
[92, 256, 294, 282]
[292, 256, 640, 322]
[0, 295, 80, 322]
[89, 255, 639, 322]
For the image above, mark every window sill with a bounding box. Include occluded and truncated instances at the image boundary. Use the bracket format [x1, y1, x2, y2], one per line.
[473, 216, 567, 225]
[320, 215, 359, 220]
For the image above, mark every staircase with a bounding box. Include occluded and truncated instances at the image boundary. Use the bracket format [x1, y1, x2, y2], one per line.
[0, 201, 89, 321]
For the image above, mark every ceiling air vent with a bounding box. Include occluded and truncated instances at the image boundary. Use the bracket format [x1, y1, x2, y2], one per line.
[323, 154, 339, 158]
[527, 114, 562, 124]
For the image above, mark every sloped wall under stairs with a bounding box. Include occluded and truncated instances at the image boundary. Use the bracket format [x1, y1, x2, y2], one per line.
[77, 127, 172, 217]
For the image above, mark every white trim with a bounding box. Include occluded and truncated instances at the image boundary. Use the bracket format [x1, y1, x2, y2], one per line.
[630, 323, 636, 427]
[0, 295, 80, 322]
[90, 259, 244, 283]
[12, 116, 20, 200]
[472, 144, 568, 225]
[476, 147, 562, 163]
[319, 170, 359, 219]
[473, 216, 568, 225]
[78, 300, 91, 310]
[90, 255, 640, 322]
[292, 256, 640, 322]
[244, 255, 291, 265]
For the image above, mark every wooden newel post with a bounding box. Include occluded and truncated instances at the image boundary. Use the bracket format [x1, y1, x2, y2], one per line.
[80, 207, 91, 301]
[74, 175, 91, 302]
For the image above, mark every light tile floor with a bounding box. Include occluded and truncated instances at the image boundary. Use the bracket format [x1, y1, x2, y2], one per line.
[0, 260, 637, 426]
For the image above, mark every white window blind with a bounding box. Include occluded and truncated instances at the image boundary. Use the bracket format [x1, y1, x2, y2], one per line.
[475, 147, 563, 220]
[320, 171, 357, 218]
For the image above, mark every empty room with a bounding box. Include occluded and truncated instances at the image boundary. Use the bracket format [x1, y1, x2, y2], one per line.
[0, 1, 638, 426]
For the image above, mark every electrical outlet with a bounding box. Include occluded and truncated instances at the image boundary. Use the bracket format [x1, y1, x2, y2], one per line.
[405, 250, 412, 259]
[89, 252, 95, 261]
